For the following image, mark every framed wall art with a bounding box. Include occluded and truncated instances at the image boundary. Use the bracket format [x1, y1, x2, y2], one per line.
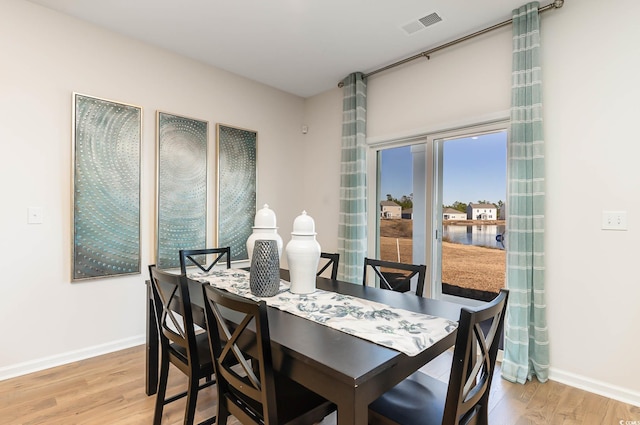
[216, 124, 257, 262]
[156, 112, 208, 269]
[72, 93, 142, 281]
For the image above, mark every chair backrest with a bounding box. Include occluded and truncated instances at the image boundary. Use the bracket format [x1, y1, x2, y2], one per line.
[179, 247, 231, 276]
[203, 285, 279, 425]
[317, 252, 339, 280]
[363, 257, 426, 296]
[442, 289, 509, 424]
[148, 265, 201, 372]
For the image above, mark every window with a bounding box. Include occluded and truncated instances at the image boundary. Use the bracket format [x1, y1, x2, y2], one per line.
[437, 131, 507, 303]
[377, 145, 414, 265]
[370, 121, 508, 305]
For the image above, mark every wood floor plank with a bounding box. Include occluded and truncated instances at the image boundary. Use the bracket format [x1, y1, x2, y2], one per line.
[603, 400, 640, 425]
[0, 345, 638, 425]
[490, 370, 546, 424]
[578, 391, 611, 425]
[519, 377, 566, 424]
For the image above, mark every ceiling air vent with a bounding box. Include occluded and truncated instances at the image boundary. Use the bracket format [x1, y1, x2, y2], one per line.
[402, 12, 442, 35]
[419, 12, 442, 28]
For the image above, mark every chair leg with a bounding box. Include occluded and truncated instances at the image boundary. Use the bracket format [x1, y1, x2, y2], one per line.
[183, 375, 200, 425]
[474, 397, 489, 425]
[217, 403, 229, 425]
[154, 356, 170, 425]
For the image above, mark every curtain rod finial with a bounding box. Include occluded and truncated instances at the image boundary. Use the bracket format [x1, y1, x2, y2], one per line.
[553, 0, 564, 8]
[338, 82, 344, 88]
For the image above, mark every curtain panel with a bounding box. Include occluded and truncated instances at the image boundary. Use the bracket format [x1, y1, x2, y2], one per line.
[502, 1, 550, 384]
[337, 72, 367, 284]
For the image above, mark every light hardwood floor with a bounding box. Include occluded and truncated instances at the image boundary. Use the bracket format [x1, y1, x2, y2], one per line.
[0, 345, 638, 424]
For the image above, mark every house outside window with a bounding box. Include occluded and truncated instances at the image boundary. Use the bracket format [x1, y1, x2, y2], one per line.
[466, 203, 498, 221]
[380, 201, 402, 219]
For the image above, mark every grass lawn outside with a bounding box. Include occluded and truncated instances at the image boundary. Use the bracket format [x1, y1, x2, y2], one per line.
[379, 219, 505, 298]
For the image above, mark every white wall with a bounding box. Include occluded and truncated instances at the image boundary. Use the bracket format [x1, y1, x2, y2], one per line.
[0, 0, 304, 378]
[299, 90, 343, 254]
[541, 0, 640, 404]
[304, 0, 640, 406]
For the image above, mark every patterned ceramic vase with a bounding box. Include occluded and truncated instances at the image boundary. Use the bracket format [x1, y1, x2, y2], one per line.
[249, 239, 280, 297]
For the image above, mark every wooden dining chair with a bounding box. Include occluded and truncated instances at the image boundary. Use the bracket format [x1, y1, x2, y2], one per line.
[202, 285, 336, 425]
[179, 247, 231, 276]
[148, 265, 216, 425]
[368, 289, 509, 425]
[363, 257, 426, 296]
[317, 252, 339, 280]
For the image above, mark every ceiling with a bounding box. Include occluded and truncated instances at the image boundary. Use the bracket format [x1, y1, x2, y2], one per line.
[26, 0, 539, 98]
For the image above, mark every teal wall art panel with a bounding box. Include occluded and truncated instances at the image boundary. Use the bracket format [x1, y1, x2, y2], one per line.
[156, 112, 208, 269]
[72, 93, 141, 280]
[216, 124, 257, 262]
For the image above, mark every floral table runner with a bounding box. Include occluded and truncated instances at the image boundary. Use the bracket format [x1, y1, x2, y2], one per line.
[191, 268, 458, 357]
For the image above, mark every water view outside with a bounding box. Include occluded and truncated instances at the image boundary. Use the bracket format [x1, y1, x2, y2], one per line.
[443, 224, 506, 250]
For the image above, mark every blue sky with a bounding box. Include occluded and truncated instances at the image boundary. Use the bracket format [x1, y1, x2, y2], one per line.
[379, 131, 507, 206]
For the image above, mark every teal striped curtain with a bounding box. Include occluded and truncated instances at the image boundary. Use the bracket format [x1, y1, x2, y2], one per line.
[501, 1, 549, 384]
[337, 72, 367, 283]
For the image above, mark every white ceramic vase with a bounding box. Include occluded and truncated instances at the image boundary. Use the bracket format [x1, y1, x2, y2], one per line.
[246, 204, 283, 262]
[286, 211, 321, 294]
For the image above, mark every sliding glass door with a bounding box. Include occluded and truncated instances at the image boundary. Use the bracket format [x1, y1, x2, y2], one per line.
[372, 122, 508, 304]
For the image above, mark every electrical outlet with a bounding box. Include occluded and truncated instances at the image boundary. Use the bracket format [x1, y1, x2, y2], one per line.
[602, 211, 627, 231]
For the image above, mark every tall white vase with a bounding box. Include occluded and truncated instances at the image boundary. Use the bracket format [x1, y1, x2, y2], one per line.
[286, 211, 321, 294]
[246, 204, 283, 262]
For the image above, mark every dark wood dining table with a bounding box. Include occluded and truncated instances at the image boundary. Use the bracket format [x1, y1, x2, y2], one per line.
[145, 270, 462, 425]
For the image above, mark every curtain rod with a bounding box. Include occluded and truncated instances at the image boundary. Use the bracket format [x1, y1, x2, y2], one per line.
[338, 0, 564, 88]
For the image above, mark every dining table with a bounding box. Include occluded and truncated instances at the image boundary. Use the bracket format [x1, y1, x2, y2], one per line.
[145, 269, 462, 425]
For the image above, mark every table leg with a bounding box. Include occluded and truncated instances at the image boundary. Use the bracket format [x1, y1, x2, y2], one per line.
[145, 281, 159, 396]
[336, 399, 369, 425]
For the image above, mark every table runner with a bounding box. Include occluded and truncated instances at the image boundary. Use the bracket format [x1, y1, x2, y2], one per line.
[192, 268, 458, 357]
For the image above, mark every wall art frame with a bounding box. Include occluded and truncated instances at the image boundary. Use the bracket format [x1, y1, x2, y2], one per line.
[72, 93, 142, 281]
[216, 123, 257, 262]
[156, 111, 209, 269]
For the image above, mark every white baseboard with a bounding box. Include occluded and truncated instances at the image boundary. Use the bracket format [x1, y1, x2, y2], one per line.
[548, 367, 640, 407]
[495, 355, 639, 407]
[0, 335, 145, 382]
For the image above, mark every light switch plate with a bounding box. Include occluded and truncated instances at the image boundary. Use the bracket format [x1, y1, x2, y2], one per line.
[28, 207, 43, 224]
[601, 211, 627, 231]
